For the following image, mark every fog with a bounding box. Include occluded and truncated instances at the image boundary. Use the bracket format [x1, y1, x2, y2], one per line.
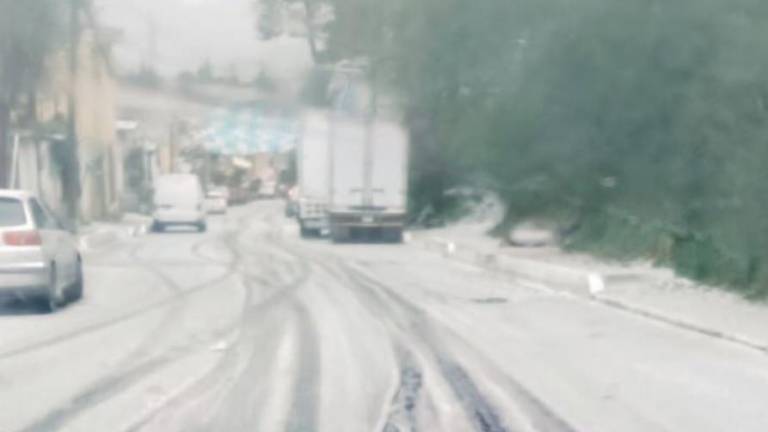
[5, 2, 768, 431]
[95, 0, 312, 82]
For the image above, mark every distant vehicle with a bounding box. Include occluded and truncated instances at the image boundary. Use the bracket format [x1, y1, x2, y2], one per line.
[0, 190, 83, 312]
[259, 179, 278, 199]
[212, 186, 230, 203]
[246, 179, 263, 201]
[151, 174, 207, 232]
[276, 183, 290, 198]
[328, 117, 409, 243]
[296, 110, 331, 237]
[205, 189, 228, 214]
[227, 183, 250, 206]
[285, 186, 299, 218]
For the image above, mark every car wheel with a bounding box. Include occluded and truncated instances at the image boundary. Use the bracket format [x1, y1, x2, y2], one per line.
[299, 222, 316, 239]
[330, 225, 348, 244]
[67, 259, 84, 303]
[42, 264, 61, 313]
[152, 221, 165, 233]
[198, 222, 207, 232]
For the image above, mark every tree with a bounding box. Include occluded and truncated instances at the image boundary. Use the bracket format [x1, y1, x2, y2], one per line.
[254, 0, 327, 64]
[254, 68, 278, 93]
[61, 0, 89, 221]
[0, 0, 64, 187]
[256, 0, 283, 40]
[322, 0, 768, 295]
[299, 67, 332, 106]
[197, 59, 215, 82]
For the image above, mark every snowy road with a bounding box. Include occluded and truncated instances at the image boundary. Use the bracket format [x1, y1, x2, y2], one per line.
[2, 201, 768, 432]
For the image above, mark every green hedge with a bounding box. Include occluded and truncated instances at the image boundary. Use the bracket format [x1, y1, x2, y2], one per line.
[562, 208, 766, 298]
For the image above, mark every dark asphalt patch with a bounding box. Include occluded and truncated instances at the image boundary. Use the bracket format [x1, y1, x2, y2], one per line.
[438, 359, 510, 432]
[383, 365, 423, 432]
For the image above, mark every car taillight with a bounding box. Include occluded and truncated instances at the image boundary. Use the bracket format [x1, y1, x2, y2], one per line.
[3, 230, 42, 246]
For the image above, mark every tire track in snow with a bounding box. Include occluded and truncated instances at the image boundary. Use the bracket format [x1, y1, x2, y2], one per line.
[30, 216, 308, 432]
[348, 264, 579, 432]
[337, 260, 576, 432]
[382, 359, 423, 432]
[0, 238, 235, 362]
[349, 267, 509, 432]
[125, 231, 314, 431]
[285, 303, 321, 432]
[18, 234, 240, 432]
[436, 359, 508, 432]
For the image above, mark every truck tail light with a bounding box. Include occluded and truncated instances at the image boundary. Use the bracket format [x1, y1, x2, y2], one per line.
[3, 230, 42, 246]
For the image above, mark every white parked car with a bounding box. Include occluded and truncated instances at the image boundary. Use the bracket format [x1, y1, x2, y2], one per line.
[152, 174, 207, 232]
[0, 190, 83, 312]
[205, 188, 228, 214]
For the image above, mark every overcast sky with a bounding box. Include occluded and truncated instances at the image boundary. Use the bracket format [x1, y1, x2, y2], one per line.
[94, 0, 312, 82]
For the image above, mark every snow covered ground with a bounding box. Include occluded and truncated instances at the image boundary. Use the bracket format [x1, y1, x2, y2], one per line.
[2, 201, 768, 431]
[414, 197, 768, 352]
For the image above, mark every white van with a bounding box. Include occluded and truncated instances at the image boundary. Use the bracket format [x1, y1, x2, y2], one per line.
[151, 174, 207, 232]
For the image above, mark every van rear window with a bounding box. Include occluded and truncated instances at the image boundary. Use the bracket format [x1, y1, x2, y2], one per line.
[0, 198, 27, 227]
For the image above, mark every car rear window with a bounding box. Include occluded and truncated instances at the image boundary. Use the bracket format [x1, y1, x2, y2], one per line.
[0, 198, 27, 227]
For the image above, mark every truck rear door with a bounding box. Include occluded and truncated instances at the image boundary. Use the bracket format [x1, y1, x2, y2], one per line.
[299, 111, 331, 202]
[330, 117, 367, 211]
[370, 121, 408, 212]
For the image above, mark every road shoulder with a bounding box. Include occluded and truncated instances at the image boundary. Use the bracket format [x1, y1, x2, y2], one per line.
[413, 225, 768, 354]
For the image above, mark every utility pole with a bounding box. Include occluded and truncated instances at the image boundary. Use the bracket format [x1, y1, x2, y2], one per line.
[9, 133, 19, 188]
[203, 150, 211, 189]
[146, 13, 158, 69]
[0, 103, 9, 189]
[169, 121, 178, 173]
[64, 0, 83, 221]
[301, 0, 320, 64]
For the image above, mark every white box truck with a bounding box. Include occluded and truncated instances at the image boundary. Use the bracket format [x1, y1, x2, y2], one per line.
[328, 115, 409, 243]
[296, 110, 331, 237]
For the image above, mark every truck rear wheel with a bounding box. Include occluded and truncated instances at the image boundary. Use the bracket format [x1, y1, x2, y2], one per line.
[299, 223, 312, 238]
[386, 228, 404, 244]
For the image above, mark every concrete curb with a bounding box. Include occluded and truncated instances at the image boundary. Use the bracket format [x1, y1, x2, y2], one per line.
[593, 296, 768, 353]
[79, 230, 119, 251]
[422, 236, 590, 293]
[78, 222, 149, 252]
[415, 234, 768, 355]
